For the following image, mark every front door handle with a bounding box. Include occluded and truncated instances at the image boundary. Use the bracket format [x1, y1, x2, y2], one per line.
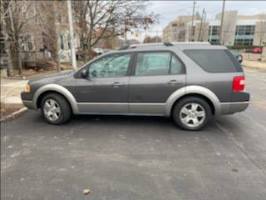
[167, 80, 177, 85]
[112, 82, 122, 88]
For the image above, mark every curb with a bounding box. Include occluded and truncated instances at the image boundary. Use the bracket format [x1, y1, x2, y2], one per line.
[0, 107, 28, 122]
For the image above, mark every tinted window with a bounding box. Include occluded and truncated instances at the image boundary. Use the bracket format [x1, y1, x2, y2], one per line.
[184, 49, 242, 73]
[89, 54, 131, 78]
[135, 52, 184, 76]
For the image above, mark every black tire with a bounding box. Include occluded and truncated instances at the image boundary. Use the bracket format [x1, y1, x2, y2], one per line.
[172, 97, 212, 131]
[40, 93, 72, 125]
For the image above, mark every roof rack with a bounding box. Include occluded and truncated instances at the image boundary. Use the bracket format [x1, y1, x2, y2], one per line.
[163, 42, 173, 46]
[119, 41, 210, 50]
[118, 44, 130, 50]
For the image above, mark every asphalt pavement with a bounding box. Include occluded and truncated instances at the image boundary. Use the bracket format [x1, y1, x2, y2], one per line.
[1, 68, 266, 200]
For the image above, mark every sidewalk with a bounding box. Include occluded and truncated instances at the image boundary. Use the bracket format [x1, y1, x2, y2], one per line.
[0, 79, 28, 119]
[242, 60, 266, 71]
[0, 69, 71, 119]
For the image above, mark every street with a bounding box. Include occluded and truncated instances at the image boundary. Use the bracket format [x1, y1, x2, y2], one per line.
[1, 68, 266, 200]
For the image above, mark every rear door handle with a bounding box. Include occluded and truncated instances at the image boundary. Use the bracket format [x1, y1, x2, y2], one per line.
[167, 80, 177, 85]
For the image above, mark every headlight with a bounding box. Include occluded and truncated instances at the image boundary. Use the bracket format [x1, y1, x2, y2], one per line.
[24, 83, 31, 93]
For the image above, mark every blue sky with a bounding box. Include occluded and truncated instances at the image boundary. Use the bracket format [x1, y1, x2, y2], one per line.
[146, 0, 266, 33]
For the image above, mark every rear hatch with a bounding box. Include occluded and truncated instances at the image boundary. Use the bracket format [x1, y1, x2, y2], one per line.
[183, 48, 249, 103]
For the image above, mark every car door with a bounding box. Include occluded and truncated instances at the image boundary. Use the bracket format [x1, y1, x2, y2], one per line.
[129, 51, 186, 115]
[75, 53, 133, 114]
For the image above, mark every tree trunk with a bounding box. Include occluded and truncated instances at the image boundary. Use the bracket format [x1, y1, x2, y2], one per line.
[6, 42, 13, 77]
[17, 49, 22, 75]
[54, 52, 61, 72]
[9, 42, 19, 76]
[56, 61, 60, 72]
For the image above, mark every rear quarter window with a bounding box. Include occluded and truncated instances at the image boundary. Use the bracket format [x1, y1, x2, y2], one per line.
[183, 49, 242, 73]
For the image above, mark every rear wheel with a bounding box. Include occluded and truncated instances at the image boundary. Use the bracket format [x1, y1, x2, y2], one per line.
[41, 93, 72, 125]
[172, 97, 212, 131]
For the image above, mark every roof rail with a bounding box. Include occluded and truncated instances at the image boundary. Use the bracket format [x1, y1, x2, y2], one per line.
[129, 43, 162, 48]
[121, 41, 211, 50]
[171, 42, 210, 45]
[118, 44, 130, 50]
[163, 42, 173, 46]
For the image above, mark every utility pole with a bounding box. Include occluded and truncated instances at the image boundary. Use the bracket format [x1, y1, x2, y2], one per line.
[191, 0, 196, 41]
[219, 0, 226, 45]
[67, 0, 77, 70]
[198, 8, 206, 41]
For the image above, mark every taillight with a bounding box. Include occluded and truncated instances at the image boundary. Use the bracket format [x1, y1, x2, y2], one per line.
[232, 76, 245, 92]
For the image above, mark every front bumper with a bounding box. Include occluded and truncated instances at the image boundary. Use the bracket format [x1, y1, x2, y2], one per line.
[21, 92, 36, 110]
[220, 101, 249, 115]
[22, 100, 36, 109]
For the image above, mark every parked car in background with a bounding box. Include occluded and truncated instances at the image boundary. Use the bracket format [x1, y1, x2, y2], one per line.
[21, 42, 250, 131]
[252, 47, 262, 54]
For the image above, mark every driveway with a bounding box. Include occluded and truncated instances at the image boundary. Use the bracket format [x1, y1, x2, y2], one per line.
[1, 68, 266, 200]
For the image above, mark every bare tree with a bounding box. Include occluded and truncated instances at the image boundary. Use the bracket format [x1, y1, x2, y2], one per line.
[1, 0, 36, 75]
[143, 35, 162, 43]
[37, 1, 61, 71]
[73, 0, 157, 61]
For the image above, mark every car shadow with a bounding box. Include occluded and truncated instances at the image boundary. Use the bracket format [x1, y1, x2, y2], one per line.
[26, 110, 240, 136]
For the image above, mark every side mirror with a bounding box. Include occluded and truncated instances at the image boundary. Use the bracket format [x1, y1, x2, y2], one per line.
[80, 68, 89, 79]
[236, 55, 243, 64]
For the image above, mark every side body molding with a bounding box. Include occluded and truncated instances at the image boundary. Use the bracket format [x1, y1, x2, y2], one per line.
[33, 84, 79, 114]
[165, 85, 221, 116]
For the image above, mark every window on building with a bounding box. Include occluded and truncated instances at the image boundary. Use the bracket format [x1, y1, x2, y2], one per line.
[234, 38, 253, 47]
[68, 34, 71, 49]
[60, 34, 64, 50]
[235, 25, 255, 36]
[209, 26, 220, 36]
[20, 35, 34, 51]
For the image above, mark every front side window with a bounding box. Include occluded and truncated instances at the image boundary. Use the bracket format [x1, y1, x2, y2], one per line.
[135, 52, 184, 76]
[89, 54, 131, 78]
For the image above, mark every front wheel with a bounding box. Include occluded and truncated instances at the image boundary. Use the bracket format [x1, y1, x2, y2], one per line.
[172, 97, 212, 131]
[41, 93, 72, 125]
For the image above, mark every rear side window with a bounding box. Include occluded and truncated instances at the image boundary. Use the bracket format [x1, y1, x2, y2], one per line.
[135, 52, 184, 76]
[183, 49, 242, 73]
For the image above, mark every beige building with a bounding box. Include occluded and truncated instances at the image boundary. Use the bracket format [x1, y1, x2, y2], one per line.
[163, 11, 266, 48]
[185, 20, 209, 42]
[163, 16, 200, 42]
[209, 11, 266, 47]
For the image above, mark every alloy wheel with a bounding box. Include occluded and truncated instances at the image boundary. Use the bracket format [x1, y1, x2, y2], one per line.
[43, 98, 61, 122]
[179, 103, 206, 128]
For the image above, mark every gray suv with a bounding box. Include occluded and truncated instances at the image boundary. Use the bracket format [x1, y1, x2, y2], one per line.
[21, 42, 250, 130]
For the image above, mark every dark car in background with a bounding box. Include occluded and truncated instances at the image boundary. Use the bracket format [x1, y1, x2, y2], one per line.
[230, 49, 243, 63]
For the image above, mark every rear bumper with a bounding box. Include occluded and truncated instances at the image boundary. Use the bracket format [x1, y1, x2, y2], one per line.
[220, 101, 249, 115]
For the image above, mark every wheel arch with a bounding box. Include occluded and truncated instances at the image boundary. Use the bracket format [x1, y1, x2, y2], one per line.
[33, 84, 79, 114]
[166, 85, 221, 116]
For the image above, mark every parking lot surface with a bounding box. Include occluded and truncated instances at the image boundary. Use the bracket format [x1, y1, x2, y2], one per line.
[1, 68, 266, 200]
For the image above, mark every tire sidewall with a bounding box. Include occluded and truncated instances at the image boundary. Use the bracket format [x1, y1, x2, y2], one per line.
[172, 97, 212, 131]
[41, 94, 71, 125]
